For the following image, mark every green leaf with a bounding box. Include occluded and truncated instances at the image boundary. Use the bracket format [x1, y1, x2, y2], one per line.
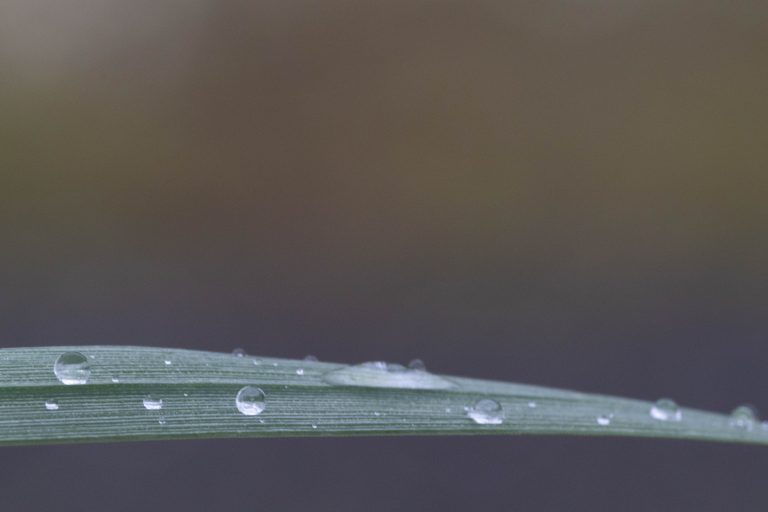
[0, 346, 763, 447]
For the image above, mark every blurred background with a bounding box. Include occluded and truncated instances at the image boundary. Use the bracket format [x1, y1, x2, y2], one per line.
[1, 1, 768, 510]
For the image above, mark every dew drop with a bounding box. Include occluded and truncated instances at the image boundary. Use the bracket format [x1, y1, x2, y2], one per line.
[45, 399, 59, 411]
[143, 395, 164, 410]
[158, 416, 167, 426]
[408, 359, 426, 371]
[296, 368, 305, 376]
[111, 377, 120, 383]
[311, 424, 318, 429]
[730, 405, 758, 430]
[596, 413, 613, 426]
[466, 399, 504, 425]
[235, 386, 266, 416]
[650, 398, 682, 422]
[53, 352, 91, 385]
[232, 348, 247, 357]
[304, 355, 318, 362]
[528, 401, 537, 409]
[164, 360, 172, 366]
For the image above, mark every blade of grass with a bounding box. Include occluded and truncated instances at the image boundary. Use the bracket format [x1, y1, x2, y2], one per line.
[0, 346, 763, 447]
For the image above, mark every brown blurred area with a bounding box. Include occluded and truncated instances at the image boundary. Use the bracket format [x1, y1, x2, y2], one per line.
[2, 2, 768, 511]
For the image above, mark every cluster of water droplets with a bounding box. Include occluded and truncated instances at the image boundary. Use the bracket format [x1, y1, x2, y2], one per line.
[45, 350, 768, 436]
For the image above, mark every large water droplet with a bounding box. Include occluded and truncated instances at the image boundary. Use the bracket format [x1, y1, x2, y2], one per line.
[143, 395, 164, 410]
[650, 398, 682, 422]
[466, 399, 504, 425]
[235, 386, 266, 416]
[322, 362, 454, 390]
[53, 352, 91, 385]
[45, 399, 59, 411]
[730, 405, 758, 430]
[596, 413, 613, 426]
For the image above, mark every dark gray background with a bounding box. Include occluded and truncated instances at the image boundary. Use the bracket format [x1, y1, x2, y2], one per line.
[1, 1, 768, 510]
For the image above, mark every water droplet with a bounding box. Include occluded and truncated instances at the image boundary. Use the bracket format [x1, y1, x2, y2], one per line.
[111, 377, 120, 383]
[596, 413, 613, 426]
[164, 360, 172, 366]
[183, 393, 189, 397]
[158, 416, 167, 426]
[232, 348, 247, 357]
[44, 399, 59, 411]
[272, 362, 279, 367]
[650, 398, 682, 422]
[445, 407, 452, 413]
[373, 411, 381, 417]
[528, 401, 537, 408]
[235, 386, 266, 416]
[323, 362, 455, 390]
[53, 352, 91, 385]
[408, 359, 426, 371]
[466, 399, 504, 425]
[311, 424, 318, 429]
[304, 355, 318, 362]
[296, 368, 305, 376]
[143, 395, 164, 410]
[252, 359, 261, 366]
[730, 405, 758, 430]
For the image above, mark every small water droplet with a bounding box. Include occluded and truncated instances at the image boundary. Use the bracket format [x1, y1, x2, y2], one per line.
[158, 416, 167, 426]
[111, 377, 120, 383]
[53, 352, 91, 385]
[445, 407, 452, 413]
[252, 359, 261, 365]
[596, 413, 613, 426]
[164, 360, 172, 366]
[272, 362, 279, 367]
[373, 411, 381, 417]
[183, 393, 189, 397]
[45, 399, 59, 411]
[650, 398, 682, 422]
[730, 405, 758, 430]
[235, 386, 266, 416]
[304, 355, 318, 362]
[466, 399, 504, 425]
[143, 395, 164, 410]
[296, 368, 305, 376]
[311, 424, 318, 429]
[528, 401, 537, 408]
[408, 359, 426, 371]
[232, 348, 247, 357]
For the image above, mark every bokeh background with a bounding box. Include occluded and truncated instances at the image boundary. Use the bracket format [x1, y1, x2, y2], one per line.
[2, 1, 768, 510]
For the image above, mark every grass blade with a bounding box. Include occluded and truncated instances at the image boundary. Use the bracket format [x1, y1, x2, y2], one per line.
[0, 346, 763, 447]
